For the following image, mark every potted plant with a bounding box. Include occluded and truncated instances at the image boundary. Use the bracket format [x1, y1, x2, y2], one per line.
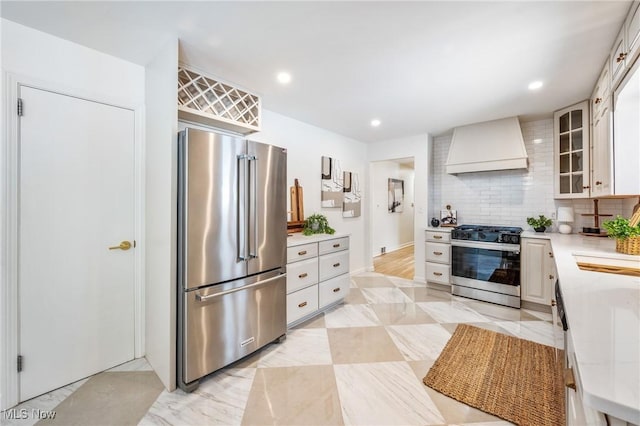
[526, 215, 553, 232]
[302, 213, 335, 236]
[602, 215, 640, 255]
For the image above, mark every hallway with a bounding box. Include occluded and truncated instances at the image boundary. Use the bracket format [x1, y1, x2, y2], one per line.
[374, 245, 414, 280]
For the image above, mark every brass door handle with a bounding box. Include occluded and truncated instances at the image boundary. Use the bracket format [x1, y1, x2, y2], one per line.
[109, 241, 132, 251]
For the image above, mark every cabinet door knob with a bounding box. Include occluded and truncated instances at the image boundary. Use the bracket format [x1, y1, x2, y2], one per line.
[616, 52, 627, 63]
[595, 181, 602, 185]
[549, 274, 555, 280]
[551, 299, 557, 307]
[583, 186, 590, 189]
[549, 252, 554, 258]
[594, 97, 602, 104]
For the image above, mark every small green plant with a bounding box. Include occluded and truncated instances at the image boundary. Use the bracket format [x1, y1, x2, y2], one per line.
[602, 215, 640, 240]
[302, 213, 335, 236]
[526, 215, 553, 229]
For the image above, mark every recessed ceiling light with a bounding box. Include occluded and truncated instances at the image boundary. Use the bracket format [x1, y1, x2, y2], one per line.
[528, 81, 543, 90]
[370, 119, 381, 127]
[276, 72, 291, 84]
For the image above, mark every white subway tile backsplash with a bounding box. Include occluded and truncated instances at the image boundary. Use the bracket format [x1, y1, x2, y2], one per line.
[430, 118, 632, 232]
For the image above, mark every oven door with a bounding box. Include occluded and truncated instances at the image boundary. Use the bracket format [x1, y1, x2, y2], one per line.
[451, 241, 521, 286]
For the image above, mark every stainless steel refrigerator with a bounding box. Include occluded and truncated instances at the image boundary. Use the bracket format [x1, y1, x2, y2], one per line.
[177, 127, 287, 391]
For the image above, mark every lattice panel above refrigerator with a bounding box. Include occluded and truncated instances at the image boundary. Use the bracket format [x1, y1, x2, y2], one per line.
[178, 66, 261, 134]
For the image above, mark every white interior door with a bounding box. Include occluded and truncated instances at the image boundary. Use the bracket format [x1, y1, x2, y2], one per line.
[18, 86, 135, 402]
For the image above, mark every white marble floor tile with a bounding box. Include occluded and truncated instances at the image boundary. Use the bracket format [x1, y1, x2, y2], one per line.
[1, 378, 88, 426]
[257, 328, 332, 367]
[417, 301, 491, 323]
[387, 276, 423, 287]
[107, 357, 153, 372]
[495, 320, 561, 348]
[361, 287, 413, 304]
[139, 368, 255, 426]
[334, 361, 444, 426]
[324, 303, 381, 328]
[522, 308, 553, 322]
[386, 323, 453, 361]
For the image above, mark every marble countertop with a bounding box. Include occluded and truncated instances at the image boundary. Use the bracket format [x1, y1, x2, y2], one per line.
[523, 232, 640, 423]
[425, 227, 453, 233]
[286, 232, 349, 247]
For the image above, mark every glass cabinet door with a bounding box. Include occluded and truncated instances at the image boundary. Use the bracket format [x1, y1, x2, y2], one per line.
[554, 101, 590, 198]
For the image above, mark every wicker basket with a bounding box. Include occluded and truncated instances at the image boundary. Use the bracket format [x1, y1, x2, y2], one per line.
[615, 237, 640, 255]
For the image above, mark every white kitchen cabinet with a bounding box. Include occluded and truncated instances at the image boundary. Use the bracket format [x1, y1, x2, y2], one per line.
[286, 234, 350, 326]
[554, 101, 591, 199]
[591, 57, 611, 117]
[521, 238, 556, 305]
[612, 1, 640, 90]
[425, 229, 451, 287]
[590, 96, 613, 197]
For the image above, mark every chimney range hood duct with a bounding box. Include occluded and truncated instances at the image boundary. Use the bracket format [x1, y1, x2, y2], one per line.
[445, 117, 528, 174]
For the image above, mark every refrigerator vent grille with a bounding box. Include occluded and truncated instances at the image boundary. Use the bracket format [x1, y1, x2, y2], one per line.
[178, 65, 261, 134]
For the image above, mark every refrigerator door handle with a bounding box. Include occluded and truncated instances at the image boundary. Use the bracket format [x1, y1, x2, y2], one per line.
[237, 155, 249, 262]
[195, 273, 285, 302]
[248, 155, 259, 259]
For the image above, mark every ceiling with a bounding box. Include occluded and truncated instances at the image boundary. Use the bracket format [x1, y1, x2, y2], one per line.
[1, 1, 632, 142]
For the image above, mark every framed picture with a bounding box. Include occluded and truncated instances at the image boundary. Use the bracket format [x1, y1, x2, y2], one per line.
[321, 156, 343, 208]
[342, 171, 361, 217]
[388, 178, 404, 213]
[440, 208, 457, 226]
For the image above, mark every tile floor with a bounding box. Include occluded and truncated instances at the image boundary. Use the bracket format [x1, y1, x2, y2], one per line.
[3, 272, 562, 426]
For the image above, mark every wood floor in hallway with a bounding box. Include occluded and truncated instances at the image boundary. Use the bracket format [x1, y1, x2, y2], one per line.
[373, 244, 414, 280]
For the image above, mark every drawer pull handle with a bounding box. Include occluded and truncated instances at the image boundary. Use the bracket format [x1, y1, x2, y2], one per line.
[433, 251, 443, 256]
[298, 301, 307, 308]
[433, 272, 443, 276]
[333, 243, 340, 248]
[564, 368, 576, 391]
[332, 287, 341, 293]
[616, 52, 627, 63]
[549, 274, 555, 280]
[333, 262, 341, 267]
[298, 250, 307, 256]
[298, 273, 308, 279]
[549, 252, 554, 258]
[433, 235, 443, 239]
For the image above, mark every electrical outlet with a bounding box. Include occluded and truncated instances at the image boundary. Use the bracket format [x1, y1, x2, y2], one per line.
[381, 247, 386, 254]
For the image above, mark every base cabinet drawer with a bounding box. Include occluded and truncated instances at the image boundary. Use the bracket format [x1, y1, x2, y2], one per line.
[286, 258, 319, 293]
[287, 243, 318, 263]
[425, 242, 451, 264]
[319, 251, 350, 281]
[319, 274, 350, 308]
[287, 285, 319, 325]
[426, 262, 450, 284]
[319, 237, 349, 255]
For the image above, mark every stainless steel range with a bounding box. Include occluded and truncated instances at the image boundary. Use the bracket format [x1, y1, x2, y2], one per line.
[450, 224, 523, 308]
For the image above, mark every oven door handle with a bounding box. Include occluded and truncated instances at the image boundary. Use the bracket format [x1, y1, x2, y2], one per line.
[451, 240, 520, 253]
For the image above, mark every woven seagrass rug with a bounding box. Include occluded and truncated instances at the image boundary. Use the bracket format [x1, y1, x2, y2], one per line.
[423, 324, 565, 426]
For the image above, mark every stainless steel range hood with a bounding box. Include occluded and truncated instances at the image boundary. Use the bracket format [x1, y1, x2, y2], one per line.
[445, 117, 528, 174]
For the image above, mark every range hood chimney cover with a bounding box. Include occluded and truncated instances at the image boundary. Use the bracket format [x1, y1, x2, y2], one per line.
[445, 117, 528, 174]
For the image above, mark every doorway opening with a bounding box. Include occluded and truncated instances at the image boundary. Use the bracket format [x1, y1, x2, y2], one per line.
[370, 157, 415, 280]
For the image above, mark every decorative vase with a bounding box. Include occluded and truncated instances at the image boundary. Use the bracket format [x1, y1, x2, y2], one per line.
[534, 226, 546, 233]
[311, 222, 319, 231]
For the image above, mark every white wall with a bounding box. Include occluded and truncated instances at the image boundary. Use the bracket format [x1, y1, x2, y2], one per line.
[0, 19, 145, 409]
[431, 118, 634, 231]
[253, 109, 368, 273]
[371, 161, 415, 257]
[144, 39, 178, 391]
[368, 135, 430, 282]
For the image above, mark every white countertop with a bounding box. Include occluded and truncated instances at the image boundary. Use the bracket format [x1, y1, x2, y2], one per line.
[286, 232, 349, 247]
[425, 226, 453, 233]
[523, 232, 640, 423]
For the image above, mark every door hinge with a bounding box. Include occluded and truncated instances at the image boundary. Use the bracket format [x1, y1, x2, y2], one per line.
[17, 355, 23, 372]
[17, 98, 23, 116]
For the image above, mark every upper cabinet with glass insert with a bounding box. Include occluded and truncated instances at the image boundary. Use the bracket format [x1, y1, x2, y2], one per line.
[554, 101, 590, 199]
